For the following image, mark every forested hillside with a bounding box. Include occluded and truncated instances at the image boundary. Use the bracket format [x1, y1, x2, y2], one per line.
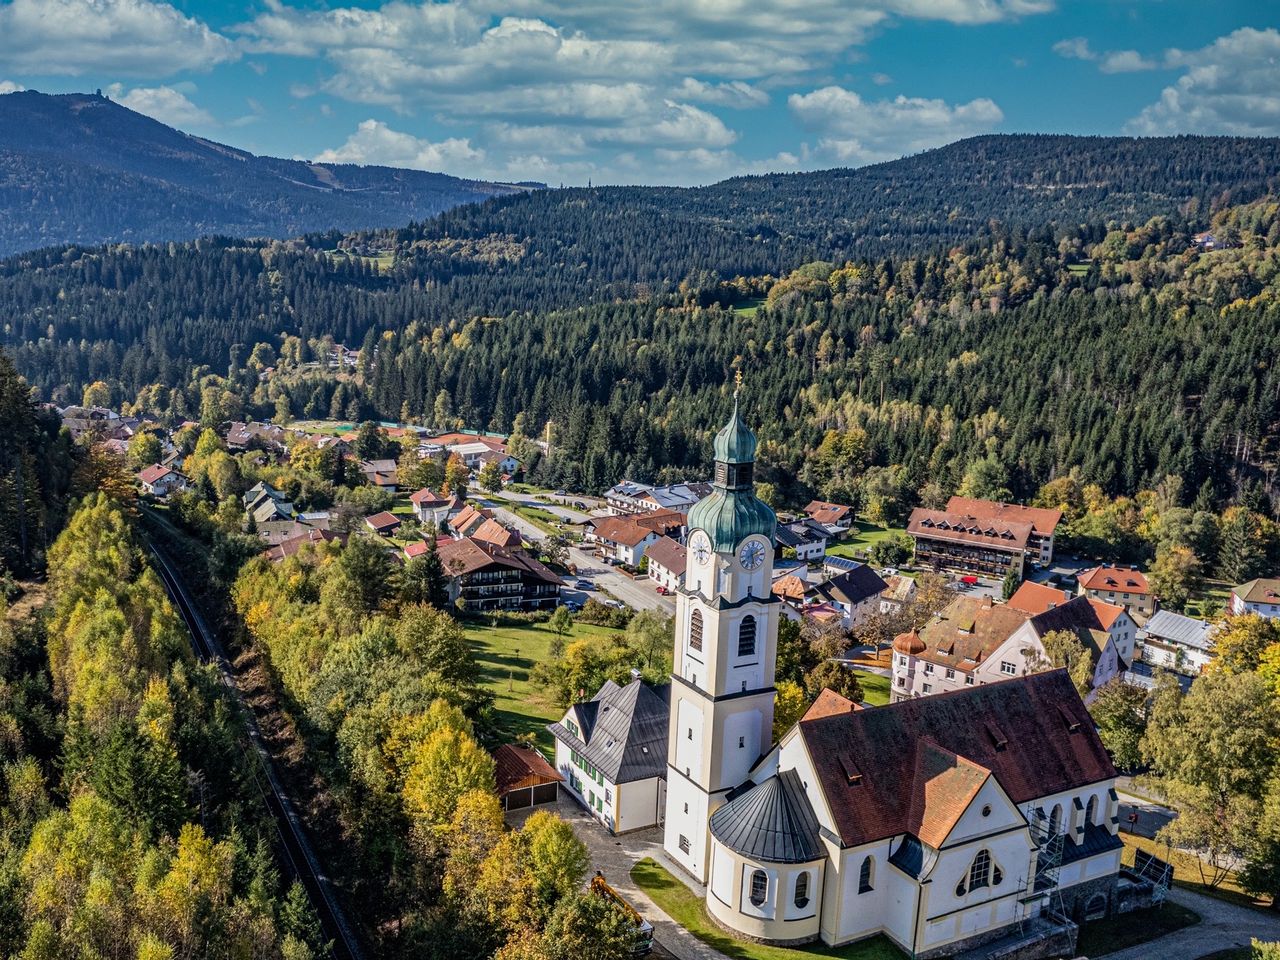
[0, 91, 532, 256]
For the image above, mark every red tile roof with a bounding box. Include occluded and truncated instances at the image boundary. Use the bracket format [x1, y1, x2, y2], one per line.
[436, 537, 561, 584]
[590, 510, 684, 547]
[409, 487, 448, 506]
[945, 496, 1062, 536]
[365, 511, 402, 531]
[137, 463, 173, 484]
[804, 500, 854, 525]
[771, 574, 810, 602]
[645, 536, 687, 576]
[472, 517, 521, 548]
[908, 507, 1032, 551]
[1078, 565, 1150, 595]
[1006, 581, 1072, 615]
[905, 742, 991, 849]
[404, 540, 430, 559]
[493, 743, 562, 795]
[263, 528, 343, 562]
[915, 596, 1029, 671]
[803, 689, 861, 721]
[799, 670, 1116, 848]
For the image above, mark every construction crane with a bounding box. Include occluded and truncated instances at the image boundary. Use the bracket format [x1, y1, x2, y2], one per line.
[590, 871, 655, 956]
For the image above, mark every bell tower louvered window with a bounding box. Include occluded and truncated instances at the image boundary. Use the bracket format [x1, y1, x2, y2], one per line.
[738, 615, 756, 657]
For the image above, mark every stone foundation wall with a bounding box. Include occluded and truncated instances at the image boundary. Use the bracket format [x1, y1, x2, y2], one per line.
[917, 917, 1078, 960]
[1058, 874, 1120, 922]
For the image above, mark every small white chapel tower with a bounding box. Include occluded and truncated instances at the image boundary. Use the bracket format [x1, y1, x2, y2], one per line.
[662, 378, 779, 882]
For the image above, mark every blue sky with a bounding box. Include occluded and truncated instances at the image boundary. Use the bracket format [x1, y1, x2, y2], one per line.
[1, 0, 1277, 185]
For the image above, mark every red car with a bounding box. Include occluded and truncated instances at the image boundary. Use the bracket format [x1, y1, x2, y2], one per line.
[655, 585, 669, 595]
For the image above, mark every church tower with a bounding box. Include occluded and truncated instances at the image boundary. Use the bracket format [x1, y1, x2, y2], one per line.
[662, 384, 779, 883]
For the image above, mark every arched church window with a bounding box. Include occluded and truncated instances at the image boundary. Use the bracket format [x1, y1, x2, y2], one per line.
[967, 849, 993, 891]
[794, 871, 810, 908]
[858, 856, 874, 893]
[1086, 795, 1098, 826]
[749, 869, 768, 907]
[738, 615, 756, 657]
[690, 611, 703, 652]
[1049, 804, 1063, 835]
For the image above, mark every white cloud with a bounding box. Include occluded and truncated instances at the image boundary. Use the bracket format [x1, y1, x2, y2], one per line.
[1099, 49, 1156, 74]
[315, 119, 486, 173]
[788, 85, 1003, 164]
[108, 83, 216, 128]
[0, 79, 23, 94]
[0, 0, 235, 76]
[870, 72, 893, 85]
[1052, 36, 1094, 61]
[1127, 27, 1280, 136]
[676, 78, 769, 108]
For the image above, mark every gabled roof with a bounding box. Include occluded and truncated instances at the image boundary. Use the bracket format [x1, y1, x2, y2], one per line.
[262, 528, 343, 562]
[435, 537, 562, 584]
[804, 500, 854, 524]
[1234, 578, 1280, 604]
[590, 510, 684, 547]
[803, 688, 860, 720]
[1142, 610, 1213, 652]
[709, 769, 822, 864]
[365, 511, 401, 531]
[908, 508, 1032, 551]
[799, 670, 1116, 848]
[645, 536, 687, 576]
[493, 743, 562, 795]
[1078, 565, 1150, 595]
[472, 517, 521, 548]
[547, 679, 670, 783]
[1025, 594, 1119, 661]
[915, 597, 1030, 671]
[771, 574, 810, 602]
[905, 741, 991, 850]
[451, 503, 493, 536]
[816, 566, 888, 607]
[1006, 581, 1072, 615]
[409, 487, 448, 506]
[137, 463, 173, 484]
[945, 496, 1062, 536]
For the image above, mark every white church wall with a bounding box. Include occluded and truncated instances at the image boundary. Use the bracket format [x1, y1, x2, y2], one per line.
[710, 843, 735, 904]
[947, 778, 1024, 846]
[718, 708, 765, 788]
[663, 772, 712, 881]
[673, 696, 705, 779]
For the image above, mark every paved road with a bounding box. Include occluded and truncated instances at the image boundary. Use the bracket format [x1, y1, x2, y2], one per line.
[1099, 884, 1280, 959]
[484, 498, 675, 615]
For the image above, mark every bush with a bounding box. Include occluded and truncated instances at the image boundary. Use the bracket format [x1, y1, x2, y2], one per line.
[578, 598, 632, 628]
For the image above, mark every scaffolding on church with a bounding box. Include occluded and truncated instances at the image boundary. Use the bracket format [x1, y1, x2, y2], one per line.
[1015, 806, 1068, 932]
[1129, 846, 1173, 907]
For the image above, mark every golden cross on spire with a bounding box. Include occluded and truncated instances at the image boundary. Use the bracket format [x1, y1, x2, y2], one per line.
[734, 368, 743, 394]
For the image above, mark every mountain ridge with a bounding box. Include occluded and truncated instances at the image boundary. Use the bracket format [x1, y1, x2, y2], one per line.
[0, 90, 537, 255]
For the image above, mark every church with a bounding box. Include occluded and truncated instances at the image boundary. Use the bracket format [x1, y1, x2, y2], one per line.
[659, 394, 1128, 958]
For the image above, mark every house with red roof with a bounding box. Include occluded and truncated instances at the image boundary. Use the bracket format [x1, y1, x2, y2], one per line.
[137, 463, 188, 497]
[1076, 565, 1156, 620]
[409, 487, 451, 528]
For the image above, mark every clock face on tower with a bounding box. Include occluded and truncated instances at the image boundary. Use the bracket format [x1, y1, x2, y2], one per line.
[690, 532, 711, 565]
[739, 539, 766, 571]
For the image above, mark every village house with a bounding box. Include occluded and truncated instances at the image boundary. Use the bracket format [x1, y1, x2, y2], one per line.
[548, 677, 670, 834]
[1138, 610, 1216, 676]
[137, 463, 188, 497]
[907, 507, 1031, 578]
[365, 511, 402, 537]
[945, 497, 1062, 565]
[261, 527, 343, 562]
[244, 481, 294, 524]
[587, 510, 685, 566]
[604, 480, 713, 516]
[493, 743, 563, 812]
[435, 537, 562, 611]
[450, 503, 495, 538]
[1076, 565, 1157, 621]
[879, 575, 917, 616]
[803, 500, 855, 535]
[812, 565, 889, 629]
[471, 517, 522, 549]
[1229, 578, 1280, 619]
[225, 421, 287, 452]
[1007, 582, 1136, 667]
[892, 590, 1134, 702]
[646, 536, 688, 592]
[408, 487, 451, 528]
[775, 518, 830, 562]
[359, 458, 399, 491]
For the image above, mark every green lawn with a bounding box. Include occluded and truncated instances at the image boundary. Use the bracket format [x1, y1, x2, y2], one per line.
[489, 495, 569, 537]
[466, 619, 618, 753]
[630, 858, 904, 960]
[825, 521, 905, 561]
[732, 298, 765, 317]
[1184, 579, 1231, 620]
[1075, 901, 1200, 956]
[851, 669, 891, 706]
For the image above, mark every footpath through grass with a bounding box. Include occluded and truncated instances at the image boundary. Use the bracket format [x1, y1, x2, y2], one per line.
[630, 858, 905, 960]
[466, 618, 618, 753]
[1075, 900, 1200, 955]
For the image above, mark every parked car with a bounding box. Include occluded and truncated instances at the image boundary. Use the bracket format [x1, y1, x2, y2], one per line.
[554, 489, 567, 495]
[575, 579, 593, 590]
[561, 600, 582, 612]
[655, 585, 669, 596]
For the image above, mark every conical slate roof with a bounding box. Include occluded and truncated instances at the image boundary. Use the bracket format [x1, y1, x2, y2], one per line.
[709, 769, 822, 864]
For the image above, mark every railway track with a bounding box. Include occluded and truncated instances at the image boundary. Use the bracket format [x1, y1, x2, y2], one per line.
[145, 533, 365, 960]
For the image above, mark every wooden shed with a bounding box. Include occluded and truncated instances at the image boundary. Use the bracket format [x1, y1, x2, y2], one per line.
[494, 743, 563, 811]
